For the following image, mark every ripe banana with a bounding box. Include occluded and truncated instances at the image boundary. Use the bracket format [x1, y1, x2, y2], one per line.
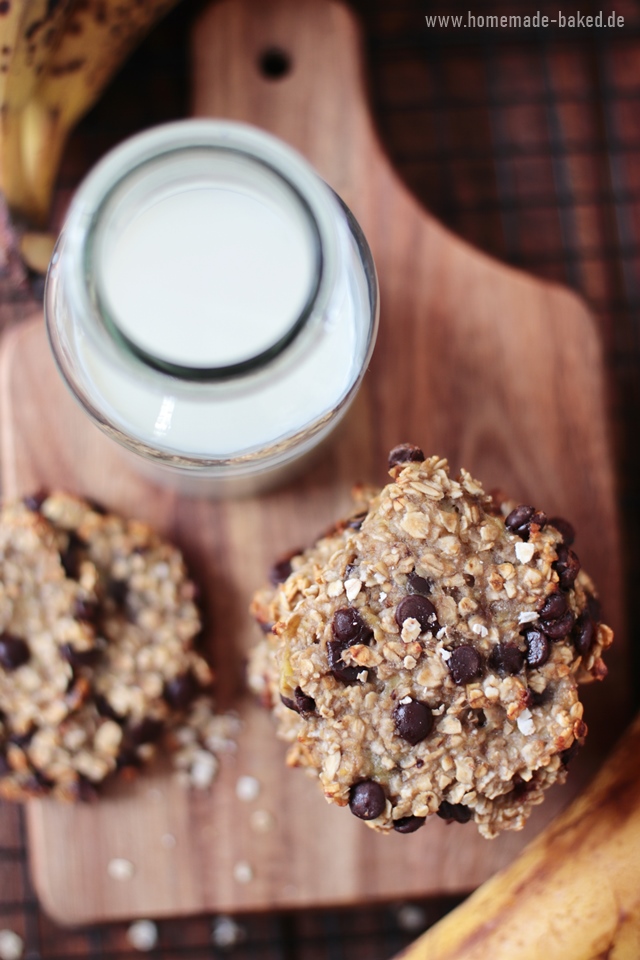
[395, 711, 640, 960]
[0, 0, 181, 225]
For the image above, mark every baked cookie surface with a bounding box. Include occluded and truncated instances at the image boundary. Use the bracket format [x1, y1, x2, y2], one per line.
[249, 450, 613, 838]
[0, 501, 97, 738]
[0, 493, 213, 801]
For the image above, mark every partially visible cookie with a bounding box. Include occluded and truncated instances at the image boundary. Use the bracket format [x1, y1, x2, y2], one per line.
[0, 492, 215, 801]
[0, 501, 97, 737]
[1, 662, 213, 803]
[249, 452, 613, 839]
[39, 493, 205, 722]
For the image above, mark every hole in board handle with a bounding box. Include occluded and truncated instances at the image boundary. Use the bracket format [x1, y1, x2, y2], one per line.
[259, 47, 292, 79]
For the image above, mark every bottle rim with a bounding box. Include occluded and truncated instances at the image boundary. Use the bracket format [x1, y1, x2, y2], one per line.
[57, 119, 341, 389]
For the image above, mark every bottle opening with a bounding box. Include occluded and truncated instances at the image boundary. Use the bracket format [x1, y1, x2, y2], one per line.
[90, 147, 322, 379]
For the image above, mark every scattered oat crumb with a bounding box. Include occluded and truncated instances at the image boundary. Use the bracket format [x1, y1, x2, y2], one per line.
[107, 857, 135, 881]
[471, 623, 488, 637]
[396, 904, 427, 932]
[236, 775, 260, 802]
[439, 648, 452, 661]
[0, 930, 23, 960]
[515, 542, 535, 564]
[379, 591, 387, 601]
[190, 749, 218, 789]
[127, 920, 158, 952]
[161, 833, 176, 849]
[211, 916, 246, 949]
[250, 809, 275, 833]
[233, 860, 253, 884]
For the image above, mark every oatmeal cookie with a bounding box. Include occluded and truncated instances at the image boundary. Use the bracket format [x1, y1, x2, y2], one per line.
[0, 492, 213, 801]
[0, 500, 97, 738]
[39, 492, 206, 721]
[249, 447, 613, 839]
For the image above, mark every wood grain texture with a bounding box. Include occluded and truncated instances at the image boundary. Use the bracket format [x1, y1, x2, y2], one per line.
[0, 0, 628, 926]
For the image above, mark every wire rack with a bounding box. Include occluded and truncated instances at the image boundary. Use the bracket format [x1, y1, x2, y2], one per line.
[2, 0, 640, 956]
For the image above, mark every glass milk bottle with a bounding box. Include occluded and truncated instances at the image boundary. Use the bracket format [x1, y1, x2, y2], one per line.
[45, 120, 378, 497]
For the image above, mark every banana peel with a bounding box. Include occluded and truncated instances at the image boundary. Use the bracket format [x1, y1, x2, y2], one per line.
[0, 0, 181, 225]
[395, 712, 640, 960]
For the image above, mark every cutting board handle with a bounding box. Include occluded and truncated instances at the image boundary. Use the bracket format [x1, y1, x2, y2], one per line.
[191, 0, 397, 200]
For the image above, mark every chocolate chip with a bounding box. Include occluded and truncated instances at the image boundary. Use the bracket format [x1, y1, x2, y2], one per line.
[543, 609, 574, 639]
[129, 717, 164, 745]
[529, 511, 548, 530]
[72, 776, 98, 802]
[560, 741, 580, 768]
[107, 578, 128, 606]
[407, 571, 433, 596]
[388, 444, 424, 469]
[164, 671, 199, 709]
[27, 769, 54, 793]
[73, 598, 99, 623]
[539, 593, 567, 621]
[549, 516, 575, 546]
[9, 727, 34, 747]
[505, 505, 535, 532]
[95, 695, 123, 722]
[524, 627, 550, 668]
[269, 548, 302, 586]
[0, 634, 30, 670]
[554, 544, 581, 590]
[60, 532, 86, 579]
[269, 559, 292, 585]
[116, 748, 142, 770]
[349, 780, 386, 820]
[332, 608, 372, 645]
[327, 640, 361, 683]
[347, 512, 367, 531]
[280, 688, 316, 716]
[330, 607, 373, 684]
[60, 643, 100, 669]
[463, 573, 475, 587]
[395, 595, 437, 632]
[22, 489, 48, 512]
[448, 645, 483, 684]
[528, 686, 552, 707]
[573, 611, 595, 656]
[437, 801, 472, 823]
[294, 686, 316, 716]
[393, 699, 434, 744]
[511, 774, 535, 798]
[489, 643, 524, 676]
[393, 816, 426, 834]
[505, 506, 547, 542]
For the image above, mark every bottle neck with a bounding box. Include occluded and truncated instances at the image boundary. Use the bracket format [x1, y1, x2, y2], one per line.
[87, 144, 324, 382]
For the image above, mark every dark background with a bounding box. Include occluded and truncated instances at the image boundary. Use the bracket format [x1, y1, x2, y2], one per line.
[2, 0, 640, 956]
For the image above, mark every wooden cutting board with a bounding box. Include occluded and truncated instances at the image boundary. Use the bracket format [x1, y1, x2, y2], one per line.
[0, 0, 629, 926]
